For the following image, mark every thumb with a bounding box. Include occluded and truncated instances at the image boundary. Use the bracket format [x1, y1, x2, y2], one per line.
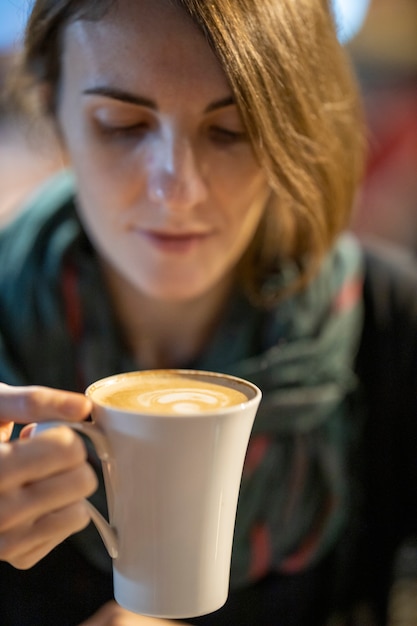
[0, 383, 92, 423]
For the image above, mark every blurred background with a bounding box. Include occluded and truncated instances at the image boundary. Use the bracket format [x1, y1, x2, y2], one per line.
[0, 0, 61, 226]
[345, 0, 417, 251]
[0, 0, 416, 251]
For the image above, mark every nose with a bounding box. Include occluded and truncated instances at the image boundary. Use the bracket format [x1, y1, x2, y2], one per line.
[147, 132, 208, 212]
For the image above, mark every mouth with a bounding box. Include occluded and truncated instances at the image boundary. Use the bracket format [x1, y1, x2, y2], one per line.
[136, 229, 213, 254]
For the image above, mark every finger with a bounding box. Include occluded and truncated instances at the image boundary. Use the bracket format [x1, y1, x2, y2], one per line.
[78, 601, 124, 626]
[0, 426, 91, 493]
[78, 601, 153, 625]
[0, 460, 98, 532]
[0, 383, 92, 423]
[0, 500, 92, 569]
[0, 421, 14, 443]
[79, 600, 188, 625]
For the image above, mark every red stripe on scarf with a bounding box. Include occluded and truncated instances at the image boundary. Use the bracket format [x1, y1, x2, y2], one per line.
[332, 277, 363, 313]
[62, 262, 83, 341]
[249, 522, 271, 580]
[279, 495, 336, 574]
[62, 261, 85, 390]
[282, 435, 308, 524]
[243, 435, 271, 477]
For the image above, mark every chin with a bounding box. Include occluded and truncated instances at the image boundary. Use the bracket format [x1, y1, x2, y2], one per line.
[137, 276, 217, 302]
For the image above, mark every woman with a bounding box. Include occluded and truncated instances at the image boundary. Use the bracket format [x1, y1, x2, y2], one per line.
[0, 1, 416, 625]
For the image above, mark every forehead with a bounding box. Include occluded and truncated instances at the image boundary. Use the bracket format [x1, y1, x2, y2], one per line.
[61, 0, 230, 98]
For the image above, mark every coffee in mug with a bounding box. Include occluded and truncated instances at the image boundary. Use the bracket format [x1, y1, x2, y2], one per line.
[92, 369, 249, 413]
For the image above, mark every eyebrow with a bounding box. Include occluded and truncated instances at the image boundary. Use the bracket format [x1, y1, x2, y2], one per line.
[82, 87, 235, 113]
[205, 96, 235, 113]
[83, 86, 156, 108]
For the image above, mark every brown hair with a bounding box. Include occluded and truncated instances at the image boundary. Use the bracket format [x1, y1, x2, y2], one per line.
[13, 0, 366, 306]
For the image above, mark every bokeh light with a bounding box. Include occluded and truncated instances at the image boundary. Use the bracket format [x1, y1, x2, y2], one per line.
[0, 0, 33, 50]
[332, 0, 372, 43]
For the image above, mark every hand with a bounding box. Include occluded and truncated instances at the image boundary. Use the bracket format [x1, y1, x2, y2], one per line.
[0, 383, 97, 569]
[79, 601, 189, 626]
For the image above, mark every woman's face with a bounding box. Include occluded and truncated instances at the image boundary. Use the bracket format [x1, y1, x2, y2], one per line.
[57, 0, 268, 301]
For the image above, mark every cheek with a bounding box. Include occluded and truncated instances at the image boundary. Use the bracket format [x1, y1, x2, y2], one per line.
[208, 151, 266, 204]
[71, 144, 145, 212]
[211, 163, 268, 227]
[215, 183, 268, 267]
[232, 177, 269, 246]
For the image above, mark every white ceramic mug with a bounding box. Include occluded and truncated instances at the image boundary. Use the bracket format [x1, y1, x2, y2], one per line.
[36, 369, 261, 618]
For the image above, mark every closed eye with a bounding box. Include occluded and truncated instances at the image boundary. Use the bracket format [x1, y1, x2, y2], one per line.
[96, 121, 149, 139]
[208, 126, 247, 146]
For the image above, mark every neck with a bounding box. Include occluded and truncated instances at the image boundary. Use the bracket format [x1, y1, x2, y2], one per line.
[101, 261, 235, 369]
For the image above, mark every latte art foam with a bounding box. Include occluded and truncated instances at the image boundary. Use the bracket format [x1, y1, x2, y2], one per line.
[134, 388, 240, 414]
[94, 372, 249, 414]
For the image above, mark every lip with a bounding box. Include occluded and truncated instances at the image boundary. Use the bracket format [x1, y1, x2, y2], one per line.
[136, 229, 213, 254]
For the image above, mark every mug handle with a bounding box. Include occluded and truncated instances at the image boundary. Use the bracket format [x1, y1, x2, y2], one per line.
[31, 421, 119, 558]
